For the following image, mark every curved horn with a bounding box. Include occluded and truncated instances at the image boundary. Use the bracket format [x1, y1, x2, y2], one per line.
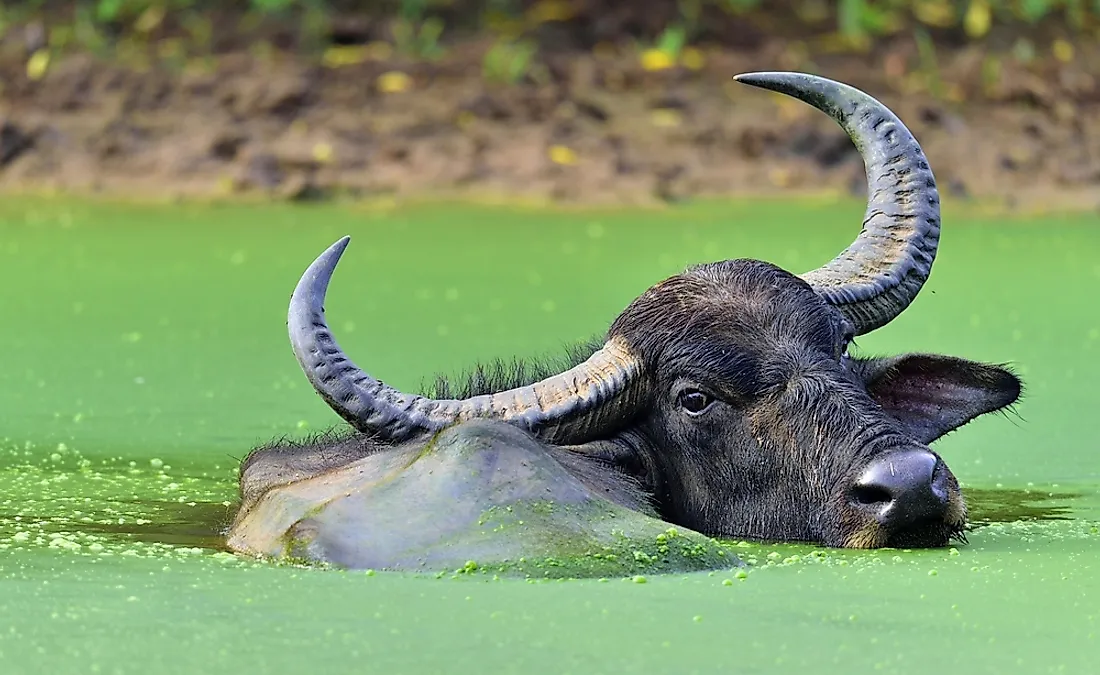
[288, 237, 643, 444]
[734, 72, 941, 335]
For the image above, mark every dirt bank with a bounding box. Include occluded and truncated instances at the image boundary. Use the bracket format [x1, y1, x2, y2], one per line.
[0, 35, 1097, 211]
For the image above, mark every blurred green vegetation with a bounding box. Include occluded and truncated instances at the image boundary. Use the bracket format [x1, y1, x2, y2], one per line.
[2, 0, 1096, 79]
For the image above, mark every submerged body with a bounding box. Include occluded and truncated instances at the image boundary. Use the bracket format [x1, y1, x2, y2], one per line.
[229, 420, 733, 575]
[228, 72, 1022, 574]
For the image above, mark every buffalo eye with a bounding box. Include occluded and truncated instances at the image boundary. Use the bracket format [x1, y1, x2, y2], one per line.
[678, 389, 714, 416]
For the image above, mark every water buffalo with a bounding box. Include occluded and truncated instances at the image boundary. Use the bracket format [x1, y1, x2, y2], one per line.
[226, 72, 1022, 575]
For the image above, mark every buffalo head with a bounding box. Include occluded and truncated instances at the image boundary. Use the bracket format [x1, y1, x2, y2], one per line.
[248, 72, 1021, 556]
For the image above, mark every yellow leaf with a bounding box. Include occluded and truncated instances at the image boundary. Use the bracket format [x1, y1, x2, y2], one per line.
[640, 49, 674, 72]
[650, 109, 682, 128]
[323, 45, 369, 68]
[964, 0, 991, 38]
[548, 145, 578, 165]
[377, 71, 412, 94]
[26, 49, 50, 81]
[312, 142, 334, 164]
[135, 4, 166, 33]
[1052, 39, 1074, 63]
[913, 0, 955, 28]
[680, 47, 706, 71]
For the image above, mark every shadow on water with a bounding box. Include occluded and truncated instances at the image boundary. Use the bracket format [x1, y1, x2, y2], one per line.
[67, 487, 1086, 556]
[963, 486, 1081, 524]
[75, 500, 239, 552]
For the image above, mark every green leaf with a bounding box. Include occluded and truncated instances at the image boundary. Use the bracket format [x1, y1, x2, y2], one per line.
[95, 0, 124, 22]
[838, 0, 866, 37]
[1018, 0, 1052, 23]
[656, 24, 686, 57]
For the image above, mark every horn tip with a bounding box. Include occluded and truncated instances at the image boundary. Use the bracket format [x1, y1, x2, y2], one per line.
[288, 237, 353, 327]
[316, 236, 352, 269]
[734, 71, 802, 83]
[733, 71, 835, 94]
[732, 71, 765, 86]
[733, 71, 777, 81]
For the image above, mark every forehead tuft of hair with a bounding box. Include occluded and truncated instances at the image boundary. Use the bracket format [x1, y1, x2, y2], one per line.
[609, 259, 840, 363]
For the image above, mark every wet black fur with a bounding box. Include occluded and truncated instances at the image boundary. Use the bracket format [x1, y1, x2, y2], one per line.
[589, 259, 1020, 547]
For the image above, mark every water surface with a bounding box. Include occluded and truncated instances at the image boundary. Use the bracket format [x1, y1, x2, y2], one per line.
[1, 198, 1097, 673]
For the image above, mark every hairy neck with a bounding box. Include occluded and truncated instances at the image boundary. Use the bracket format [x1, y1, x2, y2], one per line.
[418, 336, 606, 399]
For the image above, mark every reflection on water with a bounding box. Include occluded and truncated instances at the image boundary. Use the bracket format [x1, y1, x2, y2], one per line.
[61, 486, 1091, 556]
[964, 486, 1081, 524]
[71, 500, 237, 552]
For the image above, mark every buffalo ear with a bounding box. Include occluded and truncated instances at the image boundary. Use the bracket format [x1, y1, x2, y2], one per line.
[856, 354, 1023, 445]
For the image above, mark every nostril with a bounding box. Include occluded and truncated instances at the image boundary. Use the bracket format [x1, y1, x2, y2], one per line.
[850, 484, 892, 506]
[851, 448, 951, 529]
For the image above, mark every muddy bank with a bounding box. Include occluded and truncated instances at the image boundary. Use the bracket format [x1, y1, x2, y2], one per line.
[0, 38, 1097, 211]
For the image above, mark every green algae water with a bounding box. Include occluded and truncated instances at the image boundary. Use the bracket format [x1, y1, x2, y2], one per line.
[1, 197, 1097, 673]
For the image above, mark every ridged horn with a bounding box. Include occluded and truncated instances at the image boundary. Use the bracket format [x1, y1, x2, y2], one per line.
[288, 237, 643, 444]
[734, 71, 941, 335]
